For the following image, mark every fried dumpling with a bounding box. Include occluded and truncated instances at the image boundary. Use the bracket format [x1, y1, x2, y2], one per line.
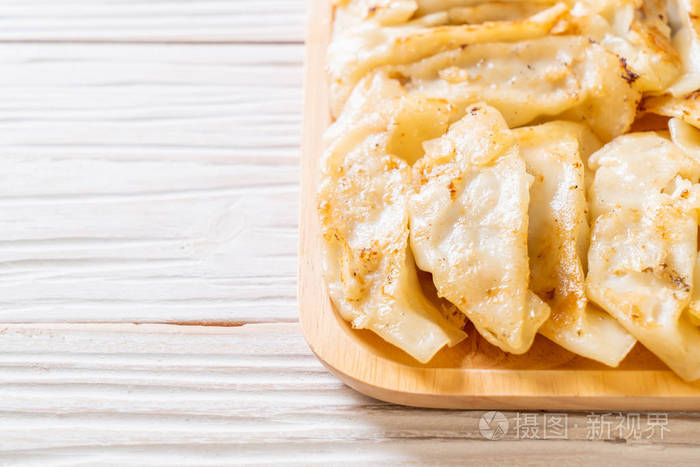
[328, 3, 569, 116]
[333, 0, 554, 26]
[669, 116, 700, 164]
[333, 0, 421, 30]
[416, 0, 559, 16]
[319, 146, 467, 363]
[688, 256, 700, 325]
[385, 35, 641, 140]
[445, 2, 556, 24]
[639, 0, 700, 125]
[409, 104, 550, 354]
[588, 132, 700, 219]
[319, 74, 467, 364]
[570, 0, 681, 93]
[586, 132, 700, 380]
[515, 121, 636, 366]
[666, 0, 700, 96]
[643, 91, 700, 129]
[324, 70, 456, 166]
[670, 117, 700, 326]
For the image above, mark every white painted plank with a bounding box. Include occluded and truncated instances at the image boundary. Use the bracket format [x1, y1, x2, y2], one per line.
[0, 43, 303, 161]
[0, 323, 697, 464]
[3, 443, 700, 467]
[0, 43, 303, 323]
[0, 0, 306, 43]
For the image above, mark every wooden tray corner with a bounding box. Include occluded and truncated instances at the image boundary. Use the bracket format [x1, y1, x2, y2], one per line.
[297, 0, 700, 410]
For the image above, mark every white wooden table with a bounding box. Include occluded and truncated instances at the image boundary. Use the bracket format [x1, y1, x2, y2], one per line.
[1, 1, 699, 464]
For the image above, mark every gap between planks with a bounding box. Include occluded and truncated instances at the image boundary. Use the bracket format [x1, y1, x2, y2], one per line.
[0, 321, 698, 456]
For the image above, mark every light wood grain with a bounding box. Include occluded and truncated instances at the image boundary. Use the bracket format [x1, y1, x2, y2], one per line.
[0, 0, 306, 43]
[0, 323, 697, 464]
[0, 43, 302, 324]
[297, 0, 700, 410]
[0, 43, 302, 161]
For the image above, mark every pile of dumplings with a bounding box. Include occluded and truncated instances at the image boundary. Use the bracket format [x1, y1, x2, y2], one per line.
[318, 0, 700, 381]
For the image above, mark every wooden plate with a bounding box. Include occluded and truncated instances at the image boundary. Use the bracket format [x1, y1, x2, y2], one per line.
[298, 0, 700, 410]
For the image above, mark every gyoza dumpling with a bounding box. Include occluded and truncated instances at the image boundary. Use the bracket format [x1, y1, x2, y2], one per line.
[570, 0, 681, 93]
[332, 0, 422, 30]
[324, 70, 456, 166]
[444, 2, 557, 24]
[670, 118, 700, 325]
[385, 35, 641, 140]
[515, 121, 636, 366]
[669, 116, 700, 164]
[319, 73, 467, 363]
[639, 0, 700, 125]
[415, 0, 561, 16]
[333, 0, 559, 25]
[328, 3, 569, 116]
[643, 91, 700, 129]
[409, 104, 550, 354]
[588, 132, 700, 219]
[666, 0, 700, 96]
[332, 0, 550, 27]
[319, 146, 467, 363]
[688, 256, 700, 325]
[586, 132, 700, 380]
